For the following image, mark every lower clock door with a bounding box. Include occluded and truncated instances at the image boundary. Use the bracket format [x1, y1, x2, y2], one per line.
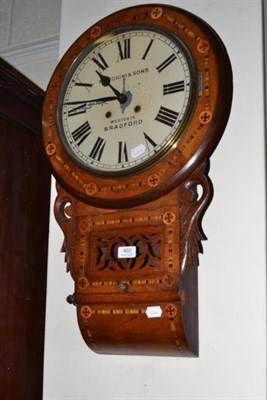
[77, 296, 198, 356]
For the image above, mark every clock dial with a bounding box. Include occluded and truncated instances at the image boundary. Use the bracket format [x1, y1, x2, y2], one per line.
[58, 27, 194, 175]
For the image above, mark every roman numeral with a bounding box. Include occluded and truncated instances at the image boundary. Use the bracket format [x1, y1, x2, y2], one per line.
[92, 53, 109, 70]
[74, 82, 93, 88]
[118, 141, 128, 163]
[155, 106, 179, 127]
[143, 132, 157, 149]
[142, 39, 154, 60]
[117, 39, 131, 60]
[71, 121, 92, 146]
[89, 137, 106, 161]
[163, 80, 185, 95]
[156, 54, 176, 73]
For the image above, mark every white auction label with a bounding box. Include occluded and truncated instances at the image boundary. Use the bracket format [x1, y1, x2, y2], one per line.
[145, 306, 162, 319]
[118, 246, 136, 258]
[131, 143, 146, 159]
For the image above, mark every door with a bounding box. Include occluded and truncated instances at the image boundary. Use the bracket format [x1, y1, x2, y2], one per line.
[0, 59, 51, 399]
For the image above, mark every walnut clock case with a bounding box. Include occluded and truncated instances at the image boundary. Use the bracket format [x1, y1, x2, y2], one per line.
[42, 4, 232, 356]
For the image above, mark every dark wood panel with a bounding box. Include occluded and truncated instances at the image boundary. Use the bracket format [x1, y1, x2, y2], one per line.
[0, 59, 43, 133]
[0, 58, 51, 399]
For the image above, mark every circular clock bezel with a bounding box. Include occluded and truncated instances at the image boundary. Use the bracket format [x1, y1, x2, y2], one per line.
[42, 4, 232, 209]
[56, 24, 197, 178]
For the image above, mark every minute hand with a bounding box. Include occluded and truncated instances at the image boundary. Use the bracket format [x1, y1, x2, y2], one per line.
[63, 95, 120, 106]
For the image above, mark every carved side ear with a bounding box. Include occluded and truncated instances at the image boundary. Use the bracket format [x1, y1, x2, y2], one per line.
[54, 184, 75, 276]
[180, 159, 213, 274]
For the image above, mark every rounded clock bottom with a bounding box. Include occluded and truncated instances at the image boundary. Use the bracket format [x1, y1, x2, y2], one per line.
[77, 299, 198, 357]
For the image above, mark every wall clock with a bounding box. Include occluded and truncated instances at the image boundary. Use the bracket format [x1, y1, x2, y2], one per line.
[42, 3, 232, 356]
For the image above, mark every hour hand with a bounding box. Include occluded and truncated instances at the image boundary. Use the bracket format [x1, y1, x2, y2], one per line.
[96, 70, 111, 88]
[96, 71, 127, 104]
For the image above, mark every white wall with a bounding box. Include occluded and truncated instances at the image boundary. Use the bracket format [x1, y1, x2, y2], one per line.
[43, 1, 266, 399]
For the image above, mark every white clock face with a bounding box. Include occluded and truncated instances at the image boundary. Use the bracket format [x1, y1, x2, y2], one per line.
[58, 27, 194, 176]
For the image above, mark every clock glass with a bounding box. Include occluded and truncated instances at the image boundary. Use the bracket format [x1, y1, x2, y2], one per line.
[57, 26, 196, 176]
